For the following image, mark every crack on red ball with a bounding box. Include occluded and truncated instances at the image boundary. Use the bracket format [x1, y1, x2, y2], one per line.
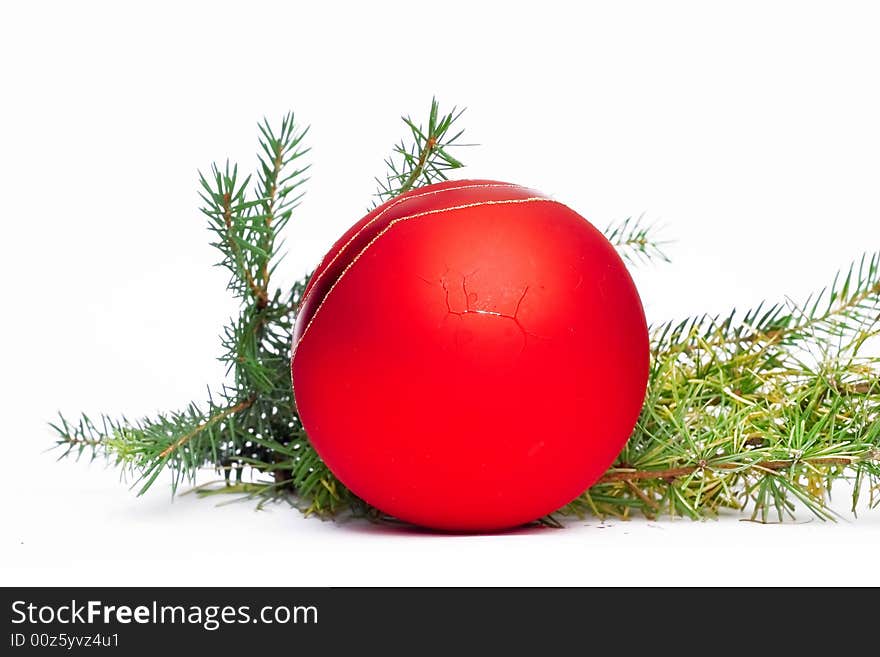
[427, 270, 541, 356]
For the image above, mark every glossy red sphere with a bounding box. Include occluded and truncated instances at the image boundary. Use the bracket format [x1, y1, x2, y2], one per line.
[291, 180, 648, 531]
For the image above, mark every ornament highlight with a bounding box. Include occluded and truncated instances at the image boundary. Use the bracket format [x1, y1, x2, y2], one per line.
[291, 180, 649, 531]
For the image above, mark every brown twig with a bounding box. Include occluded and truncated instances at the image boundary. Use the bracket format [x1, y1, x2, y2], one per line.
[158, 396, 255, 459]
[625, 479, 659, 513]
[597, 452, 880, 484]
[222, 192, 268, 307]
[398, 135, 437, 197]
[258, 144, 284, 308]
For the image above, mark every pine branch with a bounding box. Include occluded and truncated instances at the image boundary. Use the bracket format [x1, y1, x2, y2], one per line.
[371, 97, 467, 208]
[555, 252, 880, 523]
[254, 114, 310, 305]
[51, 390, 256, 495]
[53, 113, 312, 498]
[603, 214, 671, 265]
[199, 162, 260, 301]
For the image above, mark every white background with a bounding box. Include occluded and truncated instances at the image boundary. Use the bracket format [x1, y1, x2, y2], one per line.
[2, 1, 880, 586]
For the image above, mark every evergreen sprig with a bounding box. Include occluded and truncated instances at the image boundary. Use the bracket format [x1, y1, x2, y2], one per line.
[52, 112, 342, 510]
[52, 100, 880, 524]
[371, 97, 466, 208]
[604, 214, 670, 265]
[558, 253, 880, 523]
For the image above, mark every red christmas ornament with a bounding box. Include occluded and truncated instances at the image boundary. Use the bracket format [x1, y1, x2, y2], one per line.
[291, 180, 649, 531]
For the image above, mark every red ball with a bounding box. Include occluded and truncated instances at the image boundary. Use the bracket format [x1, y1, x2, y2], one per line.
[291, 180, 648, 531]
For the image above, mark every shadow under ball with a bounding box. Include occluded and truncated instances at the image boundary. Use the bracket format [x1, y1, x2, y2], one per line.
[291, 180, 649, 531]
